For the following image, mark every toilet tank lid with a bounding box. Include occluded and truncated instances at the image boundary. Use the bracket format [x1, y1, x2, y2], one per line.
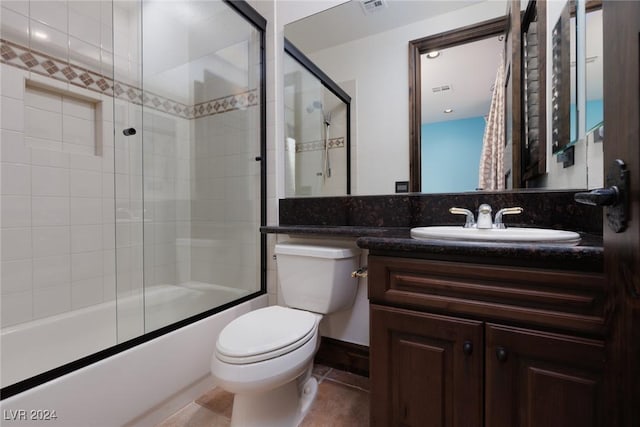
[275, 241, 361, 259]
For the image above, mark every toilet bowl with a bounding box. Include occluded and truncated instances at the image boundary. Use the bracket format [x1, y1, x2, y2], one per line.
[210, 240, 361, 427]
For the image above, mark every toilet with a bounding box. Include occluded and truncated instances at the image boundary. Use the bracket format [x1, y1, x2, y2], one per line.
[210, 240, 361, 427]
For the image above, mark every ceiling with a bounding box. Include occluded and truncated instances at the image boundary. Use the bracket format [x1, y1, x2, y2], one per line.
[285, 0, 505, 125]
[284, 0, 484, 54]
[421, 35, 504, 124]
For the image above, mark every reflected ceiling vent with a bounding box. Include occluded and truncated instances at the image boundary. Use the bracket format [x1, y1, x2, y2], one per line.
[431, 84, 453, 94]
[360, 0, 388, 15]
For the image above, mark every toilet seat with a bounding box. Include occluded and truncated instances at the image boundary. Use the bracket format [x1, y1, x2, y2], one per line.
[216, 306, 319, 365]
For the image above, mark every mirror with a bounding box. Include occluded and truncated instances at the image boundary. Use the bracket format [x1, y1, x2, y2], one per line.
[284, 0, 602, 195]
[284, 44, 351, 197]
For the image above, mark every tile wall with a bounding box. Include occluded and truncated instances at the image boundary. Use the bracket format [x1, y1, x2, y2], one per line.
[1, 0, 262, 331]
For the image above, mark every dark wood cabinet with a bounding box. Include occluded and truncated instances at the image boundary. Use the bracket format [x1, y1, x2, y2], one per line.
[370, 305, 483, 427]
[368, 255, 607, 427]
[485, 324, 605, 427]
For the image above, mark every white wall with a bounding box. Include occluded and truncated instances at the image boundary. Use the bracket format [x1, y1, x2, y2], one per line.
[542, 0, 588, 190]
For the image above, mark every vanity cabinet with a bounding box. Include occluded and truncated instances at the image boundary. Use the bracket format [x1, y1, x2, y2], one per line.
[368, 255, 607, 427]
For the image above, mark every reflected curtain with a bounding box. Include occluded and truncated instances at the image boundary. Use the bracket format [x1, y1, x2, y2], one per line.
[478, 52, 506, 190]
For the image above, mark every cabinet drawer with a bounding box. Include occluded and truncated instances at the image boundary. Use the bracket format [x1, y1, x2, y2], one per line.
[368, 256, 608, 335]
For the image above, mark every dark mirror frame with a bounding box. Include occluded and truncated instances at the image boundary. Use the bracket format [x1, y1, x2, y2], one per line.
[408, 16, 508, 192]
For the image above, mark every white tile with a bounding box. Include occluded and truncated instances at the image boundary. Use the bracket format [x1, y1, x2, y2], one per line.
[33, 255, 71, 288]
[71, 251, 103, 281]
[33, 284, 71, 319]
[1, 96, 24, 132]
[70, 169, 102, 197]
[72, 276, 103, 309]
[32, 226, 70, 258]
[68, 1, 101, 21]
[63, 96, 95, 121]
[32, 196, 69, 226]
[1, 7, 29, 46]
[0, 130, 29, 164]
[1, 163, 30, 195]
[25, 107, 63, 142]
[27, 73, 68, 93]
[103, 274, 116, 301]
[1, 195, 31, 228]
[32, 166, 69, 196]
[1, 2, 28, 16]
[103, 249, 115, 274]
[25, 136, 64, 152]
[62, 142, 94, 155]
[25, 85, 62, 113]
[1, 290, 33, 327]
[69, 36, 102, 71]
[63, 115, 95, 147]
[70, 197, 102, 225]
[1, 228, 32, 261]
[1, 64, 26, 100]
[30, 147, 70, 168]
[69, 10, 101, 47]
[100, 0, 113, 26]
[29, 19, 69, 60]
[70, 224, 102, 253]
[101, 24, 113, 52]
[103, 223, 115, 249]
[70, 153, 102, 171]
[30, 0, 68, 33]
[1, 259, 33, 293]
[102, 173, 115, 199]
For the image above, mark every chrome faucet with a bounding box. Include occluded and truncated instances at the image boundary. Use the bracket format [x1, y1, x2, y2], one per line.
[494, 207, 524, 229]
[449, 204, 524, 229]
[476, 204, 493, 229]
[449, 207, 476, 228]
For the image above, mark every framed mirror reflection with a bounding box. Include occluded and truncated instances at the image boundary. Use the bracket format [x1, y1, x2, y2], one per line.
[284, 0, 603, 196]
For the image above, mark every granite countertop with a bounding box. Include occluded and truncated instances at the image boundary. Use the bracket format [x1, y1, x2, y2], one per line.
[261, 225, 603, 271]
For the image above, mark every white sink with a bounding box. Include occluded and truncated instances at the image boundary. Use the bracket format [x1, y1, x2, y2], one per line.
[410, 226, 581, 245]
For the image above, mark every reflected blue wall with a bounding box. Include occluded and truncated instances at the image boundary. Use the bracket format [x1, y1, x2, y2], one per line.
[570, 99, 604, 141]
[421, 116, 485, 193]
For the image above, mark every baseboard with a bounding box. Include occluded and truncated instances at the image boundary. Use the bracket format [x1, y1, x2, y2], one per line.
[314, 336, 369, 377]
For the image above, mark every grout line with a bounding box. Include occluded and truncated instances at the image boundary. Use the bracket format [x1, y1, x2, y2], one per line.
[322, 376, 370, 393]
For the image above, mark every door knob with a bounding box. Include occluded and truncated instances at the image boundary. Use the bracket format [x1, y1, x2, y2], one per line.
[496, 346, 508, 362]
[462, 340, 473, 356]
[574, 159, 629, 233]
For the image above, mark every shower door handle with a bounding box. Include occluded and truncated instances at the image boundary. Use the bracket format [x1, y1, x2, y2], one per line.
[123, 128, 137, 136]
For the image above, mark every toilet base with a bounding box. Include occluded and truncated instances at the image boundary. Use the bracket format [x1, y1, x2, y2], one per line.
[230, 366, 318, 427]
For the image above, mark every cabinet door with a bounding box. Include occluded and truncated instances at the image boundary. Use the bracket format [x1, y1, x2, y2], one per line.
[486, 323, 605, 427]
[370, 304, 483, 427]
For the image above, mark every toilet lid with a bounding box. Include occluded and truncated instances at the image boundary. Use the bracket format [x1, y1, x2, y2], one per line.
[216, 306, 319, 364]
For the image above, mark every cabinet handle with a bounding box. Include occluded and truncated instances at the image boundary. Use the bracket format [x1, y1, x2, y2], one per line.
[496, 346, 508, 362]
[462, 340, 473, 356]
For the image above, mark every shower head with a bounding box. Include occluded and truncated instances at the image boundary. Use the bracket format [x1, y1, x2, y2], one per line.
[306, 100, 323, 114]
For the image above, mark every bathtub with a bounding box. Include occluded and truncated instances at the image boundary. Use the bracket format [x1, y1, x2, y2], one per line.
[1, 286, 266, 426]
[1, 282, 249, 388]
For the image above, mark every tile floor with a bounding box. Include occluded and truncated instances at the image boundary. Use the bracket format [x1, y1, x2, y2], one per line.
[156, 364, 370, 427]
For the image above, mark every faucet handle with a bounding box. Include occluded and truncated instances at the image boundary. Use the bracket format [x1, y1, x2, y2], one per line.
[494, 207, 524, 229]
[449, 207, 476, 228]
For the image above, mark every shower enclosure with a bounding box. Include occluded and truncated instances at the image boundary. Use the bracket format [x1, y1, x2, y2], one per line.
[284, 40, 350, 197]
[0, 0, 265, 396]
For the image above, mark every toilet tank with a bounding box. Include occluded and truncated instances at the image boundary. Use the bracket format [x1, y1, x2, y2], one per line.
[274, 240, 361, 314]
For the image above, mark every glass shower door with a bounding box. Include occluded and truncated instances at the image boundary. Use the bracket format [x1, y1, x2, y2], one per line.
[138, 0, 263, 332]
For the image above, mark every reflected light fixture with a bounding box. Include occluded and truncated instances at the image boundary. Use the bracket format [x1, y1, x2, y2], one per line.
[426, 51, 440, 59]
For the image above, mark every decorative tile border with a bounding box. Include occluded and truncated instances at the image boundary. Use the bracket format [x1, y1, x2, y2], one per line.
[290, 137, 345, 153]
[1, 39, 258, 120]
